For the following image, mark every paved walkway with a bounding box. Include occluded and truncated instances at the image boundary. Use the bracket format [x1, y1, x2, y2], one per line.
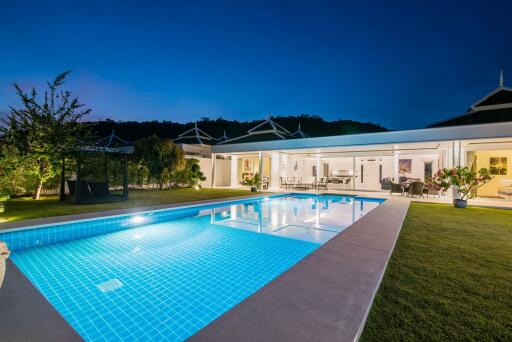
[0, 260, 82, 342]
[190, 197, 410, 342]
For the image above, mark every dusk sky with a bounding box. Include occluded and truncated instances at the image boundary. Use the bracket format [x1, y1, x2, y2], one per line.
[1, 0, 511, 130]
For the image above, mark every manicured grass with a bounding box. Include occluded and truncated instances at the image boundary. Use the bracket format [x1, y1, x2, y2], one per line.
[361, 202, 512, 341]
[0, 188, 261, 225]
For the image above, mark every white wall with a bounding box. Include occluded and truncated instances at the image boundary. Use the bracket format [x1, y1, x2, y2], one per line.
[397, 154, 440, 181]
[322, 157, 353, 175]
[215, 159, 231, 186]
[189, 156, 231, 188]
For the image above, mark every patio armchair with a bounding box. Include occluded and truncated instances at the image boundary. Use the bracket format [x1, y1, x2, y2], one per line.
[423, 183, 442, 198]
[316, 177, 328, 191]
[280, 177, 291, 189]
[390, 182, 404, 195]
[261, 176, 269, 190]
[300, 176, 316, 189]
[380, 177, 393, 190]
[407, 181, 425, 198]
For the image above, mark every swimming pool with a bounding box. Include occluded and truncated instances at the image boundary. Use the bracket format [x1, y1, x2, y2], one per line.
[1, 193, 384, 341]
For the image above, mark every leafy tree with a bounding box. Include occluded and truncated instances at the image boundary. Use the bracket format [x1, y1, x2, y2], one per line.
[1, 71, 91, 199]
[171, 158, 206, 187]
[132, 135, 184, 189]
[129, 160, 150, 189]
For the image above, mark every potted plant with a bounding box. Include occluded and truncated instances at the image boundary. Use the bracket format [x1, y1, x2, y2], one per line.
[240, 172, 261, 192]
[432, 166, 492, 208]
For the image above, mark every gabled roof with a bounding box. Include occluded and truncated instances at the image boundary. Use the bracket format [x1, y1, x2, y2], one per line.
[471, 88, 512, 109]
[174, 122, 216, 145]
[290, 122, 309, 138]
[248, 114, 291, 135]
[97, 129, 132, 148]
[428, 70, 512, 128]
[218, 114, 293, 145]
[216, 130, 230, 142]
[81, 129, 134, 154]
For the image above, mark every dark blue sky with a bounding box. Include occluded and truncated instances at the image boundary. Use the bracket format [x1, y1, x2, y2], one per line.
[1, 0, 511, 129]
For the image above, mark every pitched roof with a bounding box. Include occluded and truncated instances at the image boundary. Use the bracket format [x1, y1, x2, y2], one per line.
[81, 129, 134, 154]
[428, 71, 512, 128]
[290, 122, 309, 138]
[472, 88, 512, 108]
[173, 122, 216, 145]
[216, 130, 230, 142]
[218, 114, 293, 145]
[428, 107, 512, 128]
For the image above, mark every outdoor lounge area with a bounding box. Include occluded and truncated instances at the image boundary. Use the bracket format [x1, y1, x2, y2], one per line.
[211, 122, 512, 204]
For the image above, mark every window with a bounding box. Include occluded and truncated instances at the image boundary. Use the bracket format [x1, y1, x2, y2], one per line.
[323, 163, 329, 177]
[360, 165, 364, 183]
[312, 165, 317, 177]
[424, 162, 433, 180]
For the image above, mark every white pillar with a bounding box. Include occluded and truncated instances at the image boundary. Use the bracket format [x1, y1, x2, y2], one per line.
[211, 153, 216, 188]
[393, 152, 399, 182]
[270, 152, 280, 190]
[230, 155, 238, 188]
[452, 140, 461, 167]
[352, 157, 356, 190]
[258, 151, 263, 189]
[280, 154, 288, 179]
[315, 156, 321, 184]
[460, 143, 466, 166]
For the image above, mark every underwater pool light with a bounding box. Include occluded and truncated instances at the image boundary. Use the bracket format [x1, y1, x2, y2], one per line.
[130, 215, 146, 224]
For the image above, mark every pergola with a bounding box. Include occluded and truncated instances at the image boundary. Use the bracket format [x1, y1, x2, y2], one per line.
[60, 130, 134, 204]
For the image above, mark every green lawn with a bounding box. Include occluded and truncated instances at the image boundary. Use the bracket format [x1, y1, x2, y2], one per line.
[361, 203, 512, 341]
[0, 188, 261, 225]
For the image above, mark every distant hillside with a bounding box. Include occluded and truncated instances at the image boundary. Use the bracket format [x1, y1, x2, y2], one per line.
[88, 115, 387, 142]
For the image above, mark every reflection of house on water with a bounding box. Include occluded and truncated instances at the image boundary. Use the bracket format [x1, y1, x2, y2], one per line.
[208, 195, 382, 244]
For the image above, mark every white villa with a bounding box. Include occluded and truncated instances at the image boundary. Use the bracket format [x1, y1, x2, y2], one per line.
[177, 73, 512, 199]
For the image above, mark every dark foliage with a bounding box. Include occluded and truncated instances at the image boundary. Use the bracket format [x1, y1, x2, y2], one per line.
[87, 114, 387, 142]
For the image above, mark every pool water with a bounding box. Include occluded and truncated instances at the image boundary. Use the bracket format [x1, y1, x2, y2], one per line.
[3, 194, 383, 341]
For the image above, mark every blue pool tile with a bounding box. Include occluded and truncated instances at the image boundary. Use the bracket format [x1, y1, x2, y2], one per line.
[3, 194, 383, 341]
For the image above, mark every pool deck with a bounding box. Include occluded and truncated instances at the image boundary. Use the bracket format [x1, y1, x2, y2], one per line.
[190, 197, 410, 342]
[1, 194, 408, 341]
[0, 260, 82, 342]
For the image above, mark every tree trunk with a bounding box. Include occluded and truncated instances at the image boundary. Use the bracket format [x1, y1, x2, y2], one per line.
[33, 179, 43, 200]
[59, 157, 66, 201]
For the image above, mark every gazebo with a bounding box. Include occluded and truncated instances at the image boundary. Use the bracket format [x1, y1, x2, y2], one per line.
[60, 130, 134, 204]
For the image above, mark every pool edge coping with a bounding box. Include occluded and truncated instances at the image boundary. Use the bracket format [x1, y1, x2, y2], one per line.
[0, 193, 282, 233]
[0, 193, 391, 341]
[189, 196, 410, 342]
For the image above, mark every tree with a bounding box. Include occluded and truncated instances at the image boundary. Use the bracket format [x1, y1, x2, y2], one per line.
[132, 135, 184, 189]
[433, 166, 492, 201]
[171, 158, 206, 187]
[1, 72, 91, 199]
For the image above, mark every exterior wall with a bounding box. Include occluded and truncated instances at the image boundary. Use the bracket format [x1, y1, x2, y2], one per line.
[188, 156, 230, 188]
[215, 159, 231, 186]
[276, 153, 442, 191]
[395, 154, 440, 181]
